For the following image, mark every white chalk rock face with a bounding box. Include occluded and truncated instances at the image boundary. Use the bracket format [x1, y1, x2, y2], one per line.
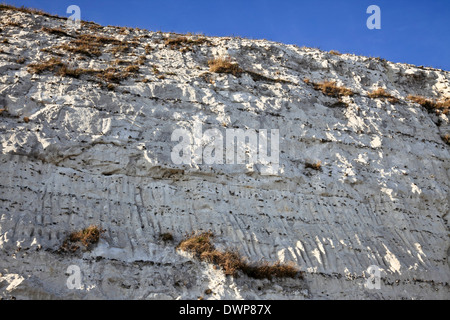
[0, 8, 449, 300]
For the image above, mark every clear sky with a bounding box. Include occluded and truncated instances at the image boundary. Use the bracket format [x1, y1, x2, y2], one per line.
[3, 0, 450, 70]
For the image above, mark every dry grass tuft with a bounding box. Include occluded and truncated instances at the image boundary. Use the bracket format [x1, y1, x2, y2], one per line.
[245, 70, 293, 85]
[40, 47, 64, 56]
[152, 65, 160, 75]
[77, 34, 122, 45]
[312, 80, 354, 98]
[42, 27, 72, 38]
[28, 57, 97, 78]
[82, 21, 103, 31]
[15, 57, 26, 64]
[112, 59, 130, 66]
[165, 36, 189, 47]
[240, 261, 299, 280]
[55, 43, 102, 57]
[28, 57, 65, 74]
[118, 26, 128, 35]
[110, 44, 129, 54]
[329, 50, 341, 56]
[368, 88, 389, 98]
[56, 65, 97, 78]
[305, 161, 322, 171]
[69, 225, 104, 245]
[407, 95, 449, 115]
[144, 44, 153, 54]
[0, 4, 61, 18]
[50, 33, 125, 58]
[60, 225, 105, 253]
[305, 79, 352, 107]
[5, 21, 21, 27]
[200, 72, 215, 84]
[99, 61, 139, 83]
[60, 34, 132, 57]
[442, 134, 450, 146]
[165, 35, 209, 52]
[97, 67, 126, 83]
[124, 65, 140, 73]
[28, 54, 139, 83]
[204, 289, 212, 295]
[177, 232, 243, 276]
[177, 232, 301, 280]
[368, 88, 399, 103]
[137, 55, 146, 65]
[160, 233, 174, 242]
[208, 57, 243, 77]
[178, 231, 215, 257]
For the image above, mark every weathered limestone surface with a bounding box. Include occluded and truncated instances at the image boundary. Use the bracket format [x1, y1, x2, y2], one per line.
[0, 9, 449, 299]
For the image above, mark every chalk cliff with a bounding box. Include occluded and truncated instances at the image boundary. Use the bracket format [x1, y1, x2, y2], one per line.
[0, 6, 449, 299]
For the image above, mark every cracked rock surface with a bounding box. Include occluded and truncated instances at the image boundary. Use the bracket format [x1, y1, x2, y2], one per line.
[0, 8, 449, 299]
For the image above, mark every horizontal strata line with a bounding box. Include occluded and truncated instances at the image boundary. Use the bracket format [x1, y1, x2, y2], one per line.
[1, 152, 447, 193]
[0, 182, 364, 202]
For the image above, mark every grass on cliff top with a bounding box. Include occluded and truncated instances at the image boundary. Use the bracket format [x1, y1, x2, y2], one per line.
[0, 3, 61, 18]
[329, 50, 341, 56]
[177, 231, 301, 280]
[48, 33, 131, 57]
[165, 35, 210, 52]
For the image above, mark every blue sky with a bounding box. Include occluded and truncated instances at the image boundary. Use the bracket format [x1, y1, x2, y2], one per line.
[4, 0, 450, 70]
